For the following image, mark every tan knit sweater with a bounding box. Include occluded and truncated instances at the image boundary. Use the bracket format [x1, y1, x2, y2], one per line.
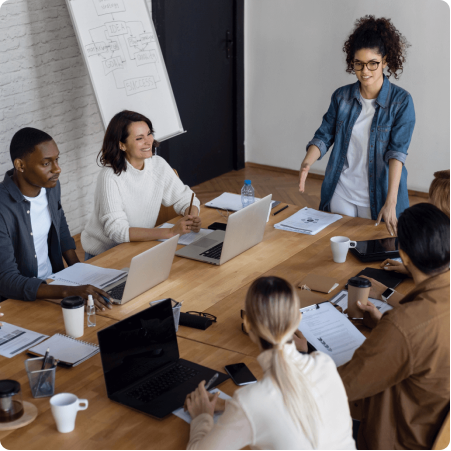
[81, 156, 200, 256]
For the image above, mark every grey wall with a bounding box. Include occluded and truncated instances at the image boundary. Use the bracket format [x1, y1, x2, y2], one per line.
[245, 0, 450, 192]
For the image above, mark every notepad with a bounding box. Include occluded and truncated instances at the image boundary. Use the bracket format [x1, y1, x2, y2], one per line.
[205, 193, 280, 211]
[157, 223, 215, 245]
[49, 263, 127, 289]
[298, 302, 366, 366]
[275, 207, 342, 235]
[28, 334, 99, 367]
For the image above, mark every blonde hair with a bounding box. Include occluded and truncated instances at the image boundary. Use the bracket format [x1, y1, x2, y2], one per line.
[245, 276, 320, 447]
[429, 170, 450, 217]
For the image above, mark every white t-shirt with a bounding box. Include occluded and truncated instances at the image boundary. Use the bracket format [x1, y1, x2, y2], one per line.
[334, 94, 376, 207]
[24, 188, 53, 280]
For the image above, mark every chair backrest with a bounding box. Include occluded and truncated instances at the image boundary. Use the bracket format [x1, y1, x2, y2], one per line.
[433, 411, 450, 450]
[155, 169, 179, 226]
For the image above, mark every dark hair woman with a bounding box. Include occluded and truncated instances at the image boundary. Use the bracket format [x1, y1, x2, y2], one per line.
[299, 16, 415, 236]
[81, 110, 201, 258]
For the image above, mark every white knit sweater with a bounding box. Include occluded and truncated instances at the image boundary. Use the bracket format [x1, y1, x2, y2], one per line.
[81, 156, 200, 256]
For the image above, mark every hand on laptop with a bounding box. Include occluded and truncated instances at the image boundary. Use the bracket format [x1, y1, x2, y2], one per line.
[185, 380, 222, 419]
[70, 285, 113, 311]
[381, 259, 411, 276]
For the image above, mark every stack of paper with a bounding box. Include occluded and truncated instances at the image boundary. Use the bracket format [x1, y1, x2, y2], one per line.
[157, 223, 214, 246]
[205, 192, 279, 211]
[274, 207, 342, 235]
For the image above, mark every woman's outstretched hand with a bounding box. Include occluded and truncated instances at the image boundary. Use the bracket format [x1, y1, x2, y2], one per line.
[299, 163, 310, 193]
[375, 202, 397, 236]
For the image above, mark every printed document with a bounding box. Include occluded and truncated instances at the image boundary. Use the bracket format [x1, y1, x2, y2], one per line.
[330, 290, 393, 317]
[275, 207, 342, 235]
[0, 322, 48, 358]
[298, 302, 365, 366]
[205, 193, 279, 211]
[157, 223, 214, 245]
[173, 388, 231, 424]
[49, 263, 127, 289]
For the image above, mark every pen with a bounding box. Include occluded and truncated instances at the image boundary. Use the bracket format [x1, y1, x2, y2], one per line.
[204, 372, 219, 391]
[101, 295, 112, 304]
[273, 205, 288, 216]
[37, 348, 50, 393]
[187, 193, 195, 216]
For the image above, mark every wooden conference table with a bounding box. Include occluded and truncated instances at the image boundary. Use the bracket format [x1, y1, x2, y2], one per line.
[0, 204, 415, 449]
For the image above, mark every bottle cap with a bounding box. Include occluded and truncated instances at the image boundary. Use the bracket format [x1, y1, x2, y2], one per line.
[244, 180, 251, 185]
[87, 295, 94, 307]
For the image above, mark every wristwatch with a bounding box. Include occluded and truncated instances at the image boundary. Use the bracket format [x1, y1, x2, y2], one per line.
[381, 287, 395, 303]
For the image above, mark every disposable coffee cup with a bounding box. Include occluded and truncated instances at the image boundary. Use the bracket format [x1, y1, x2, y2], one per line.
[61, 296, 84, 338]
[50, 393, 88, 433]
[347, 277, 372, 318]
[330, 236, 357, 263]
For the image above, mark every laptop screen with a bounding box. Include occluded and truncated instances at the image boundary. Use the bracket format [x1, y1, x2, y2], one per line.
[97, 299, 179, 396]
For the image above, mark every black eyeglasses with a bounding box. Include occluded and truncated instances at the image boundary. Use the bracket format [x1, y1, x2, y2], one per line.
[353, 61, 381, 71]
[186, 311, 217, 322]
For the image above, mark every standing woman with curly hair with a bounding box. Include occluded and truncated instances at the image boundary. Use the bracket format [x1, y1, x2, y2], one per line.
[299, 16, 415, 235]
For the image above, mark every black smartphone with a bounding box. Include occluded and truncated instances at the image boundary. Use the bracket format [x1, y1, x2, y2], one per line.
[208, 222, 227, 231]
[224, 363, 257, 386]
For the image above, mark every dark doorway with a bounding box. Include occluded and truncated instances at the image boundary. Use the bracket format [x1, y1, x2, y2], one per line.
[151, 0, 244, 187]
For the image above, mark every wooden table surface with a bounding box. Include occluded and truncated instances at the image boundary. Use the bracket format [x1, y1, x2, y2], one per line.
[1, 204, 415, 449]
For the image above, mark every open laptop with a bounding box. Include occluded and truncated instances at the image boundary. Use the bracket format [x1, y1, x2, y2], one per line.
[105, 234, 179, 304]
[176, 194, 272, 265]
[97, 299, 229, 419]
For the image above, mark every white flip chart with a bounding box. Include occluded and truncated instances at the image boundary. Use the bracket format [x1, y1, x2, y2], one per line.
[66, 0, 184, 141]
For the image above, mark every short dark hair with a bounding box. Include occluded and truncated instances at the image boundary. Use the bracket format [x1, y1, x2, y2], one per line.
[98, 110, 159, 175]
[398, 203, 450, 275]
[10, 127, 53, 163]
[343, 15, 410, 79]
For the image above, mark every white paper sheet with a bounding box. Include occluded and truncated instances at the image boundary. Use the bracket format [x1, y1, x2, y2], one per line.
[49, 263, 127, 289]
[298, 302, 366, 366]
[205, 193, 279, 212]
[157, 224, 215, 245]
[0, 322, 48, 358]
[172, 388, 232, 424]
[329, 290, 393, 318]
[275, 207, 342, 235]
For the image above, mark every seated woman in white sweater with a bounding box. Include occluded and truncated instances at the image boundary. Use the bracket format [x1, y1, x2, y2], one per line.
[185, 276, 356, 450]
[82, 110, 201, 257]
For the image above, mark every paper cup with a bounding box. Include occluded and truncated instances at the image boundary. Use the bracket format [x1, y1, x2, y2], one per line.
[61, 296, 84, 338]
[347, 277, 372, 318]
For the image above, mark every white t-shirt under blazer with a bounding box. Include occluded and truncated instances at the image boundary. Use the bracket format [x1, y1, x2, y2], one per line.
[187, 343, 356, 450]
[81, 156, 200, 256]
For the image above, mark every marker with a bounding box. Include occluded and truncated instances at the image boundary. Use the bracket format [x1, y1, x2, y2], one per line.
[273, 205, 288, 216]
[204, 373, 219, 391]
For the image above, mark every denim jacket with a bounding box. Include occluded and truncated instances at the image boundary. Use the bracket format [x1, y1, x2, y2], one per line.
[307, 75, 415, 220]
[0, 169, 75, 302]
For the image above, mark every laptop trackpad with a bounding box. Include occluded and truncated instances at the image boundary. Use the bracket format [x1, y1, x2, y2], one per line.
[191, 237, 218, 248]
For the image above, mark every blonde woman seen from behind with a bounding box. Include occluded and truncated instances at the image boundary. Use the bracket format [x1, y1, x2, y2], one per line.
[185, 277, 355, 450]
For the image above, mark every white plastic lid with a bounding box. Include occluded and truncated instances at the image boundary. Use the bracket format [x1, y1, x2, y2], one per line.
[87, 295, 94, 307]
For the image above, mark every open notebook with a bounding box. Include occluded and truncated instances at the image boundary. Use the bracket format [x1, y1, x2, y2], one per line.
[28, 334, 99, 367]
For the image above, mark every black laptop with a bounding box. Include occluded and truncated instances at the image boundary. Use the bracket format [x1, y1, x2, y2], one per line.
[350, 237, 400, 262]
[97, 299, 229, 419]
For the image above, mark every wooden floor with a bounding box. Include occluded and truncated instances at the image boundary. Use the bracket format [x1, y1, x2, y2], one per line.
[73, 165, 427, 261]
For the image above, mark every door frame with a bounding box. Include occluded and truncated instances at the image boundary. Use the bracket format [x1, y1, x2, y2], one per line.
[151, 0, 245, 171]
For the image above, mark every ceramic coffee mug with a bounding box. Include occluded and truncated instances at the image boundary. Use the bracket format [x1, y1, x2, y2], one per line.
[50, 393, 88, 433]
[330, 236, 357, 263]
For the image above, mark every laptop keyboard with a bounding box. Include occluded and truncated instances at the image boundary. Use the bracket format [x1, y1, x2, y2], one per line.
[107, 281, 126, 300]
[126, 363, 199, 403]
[200, 242, 223, 260]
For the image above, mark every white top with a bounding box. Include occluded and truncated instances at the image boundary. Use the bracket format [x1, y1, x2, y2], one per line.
[334, 94, 376, 207]
[23, 188, 53, 280]
[187, 343, 356, 450]
[81, 156, 200, 256]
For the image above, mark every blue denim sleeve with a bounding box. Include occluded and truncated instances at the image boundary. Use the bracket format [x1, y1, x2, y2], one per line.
[59, 205, 76, 253]
[306, 90, 339, 160]
[0, 215, 44, 301]
[384, 94, 415, 164]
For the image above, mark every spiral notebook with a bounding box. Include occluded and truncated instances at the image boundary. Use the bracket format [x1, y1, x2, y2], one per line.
[28, 334, 99, 367]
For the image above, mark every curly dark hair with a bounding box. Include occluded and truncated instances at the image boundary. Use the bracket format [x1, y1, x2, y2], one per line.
[97, 110, 160, 175]
[343, 15, 410, 79]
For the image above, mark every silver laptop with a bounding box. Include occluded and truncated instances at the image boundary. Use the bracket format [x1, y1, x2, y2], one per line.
[175, 195, 272, 265]
[105, 234, 179, 304]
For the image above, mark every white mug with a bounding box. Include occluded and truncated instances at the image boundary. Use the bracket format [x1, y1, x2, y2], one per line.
[330, 236, 357, 263]
[50, 393, 88, 433]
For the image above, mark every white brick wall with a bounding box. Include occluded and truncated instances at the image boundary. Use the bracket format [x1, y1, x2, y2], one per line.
[0, 0, 152, 236]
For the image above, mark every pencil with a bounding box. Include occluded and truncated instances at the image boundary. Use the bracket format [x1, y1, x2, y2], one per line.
[188, 193, 195, 215]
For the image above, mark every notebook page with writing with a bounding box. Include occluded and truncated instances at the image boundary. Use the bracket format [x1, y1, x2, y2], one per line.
[298, 302, 365, 366]
[49, 263, 126, 289]
[29, 334, 99, 365]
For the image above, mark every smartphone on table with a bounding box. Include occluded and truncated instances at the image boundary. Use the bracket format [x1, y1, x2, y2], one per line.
[224, 363, 257, 386]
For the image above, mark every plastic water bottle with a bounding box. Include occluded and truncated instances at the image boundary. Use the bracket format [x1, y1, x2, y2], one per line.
[241, 180, 255, 208]
[87, 295, 96, 327]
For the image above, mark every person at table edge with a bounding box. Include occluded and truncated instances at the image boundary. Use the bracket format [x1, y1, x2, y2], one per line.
[299, 16, 415, 236]
[0, 127, 112, 310]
